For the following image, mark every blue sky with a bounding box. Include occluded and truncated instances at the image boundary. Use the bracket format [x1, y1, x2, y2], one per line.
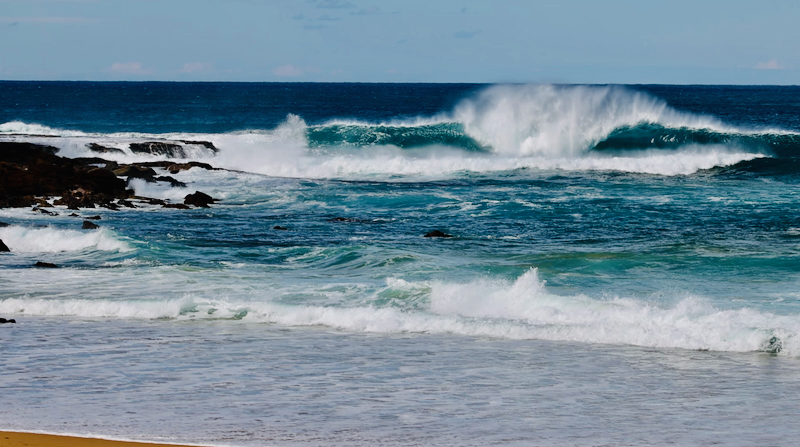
[1, 0, 798, 84]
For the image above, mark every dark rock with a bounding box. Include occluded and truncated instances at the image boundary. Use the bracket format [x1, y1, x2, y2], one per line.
[273, 226, 288, 230]
[167, 162, 214, 174]
[163, 203, 191, 209]
[102, 202, 119, 210]
[113, 165, 156, 179]
[87, 143, 125, 155]
[34, 197, 53, 208]
[424, 230, 453, 238]
[85, 215, 101, 220]
[1, 142, 131, 209]
[154, 176, 187, 188]
[68, 213, 79, 217]
[0, 239, 9, 252]
[118, 199, 136, 208]
[34, 261, 58, 268]
[129, 142, 186, 157]
[82, 220, 99, 229]
[34, 207, 57, 216]
[179, 140, 218, 152]
[0, 318, 17, 324]
[137, 197, 165, 206]
[184, 191, 216, 208]
[0, 222, 9, 227]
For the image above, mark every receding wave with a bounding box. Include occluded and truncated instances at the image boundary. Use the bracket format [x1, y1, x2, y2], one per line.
[3, 84, 797, 177]
[1, 269, 795, 356]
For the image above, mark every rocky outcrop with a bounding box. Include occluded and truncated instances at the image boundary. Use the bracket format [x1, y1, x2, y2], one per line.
[424, 230, 453, 238]
[82, 220, 99, 229]
[0, 222, 9, 227]
[87, 143, 124, 155]
[273, 226, 288, 230]
[163, 203, 191, 209]
[34, 261, 58, 268]
[184, 191, 216, 208]
[0, 318, 16, 324]
[129, 142, 186, 157]
[179, 140, 218, 152]
[1, 142, 131, 208]
[167, 162, 214, 174]
[0, 239, 9, 252]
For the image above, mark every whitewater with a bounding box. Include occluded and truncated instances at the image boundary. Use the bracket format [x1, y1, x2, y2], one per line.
[2, 82, 800, 446]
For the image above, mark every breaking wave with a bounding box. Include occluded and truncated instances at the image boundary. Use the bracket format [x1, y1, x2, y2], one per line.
[3, 84, 797, 177]
[1, 269, 795, 356]
[0, 225, 130, 253]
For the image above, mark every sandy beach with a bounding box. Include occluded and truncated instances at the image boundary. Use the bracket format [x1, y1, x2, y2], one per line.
[0, 432, 207, 447]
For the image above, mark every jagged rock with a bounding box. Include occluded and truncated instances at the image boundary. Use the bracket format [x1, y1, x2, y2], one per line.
[34, 261, 58, 268]
[85, 215, 101, 220]
[0, 318, 16, 324]
[273, 226, 288, 230]
[118, 199, 136, 208]
[34, 197, 53, 208]
[129, 142, 186, 157]
[179, 140, 218, 152]
[163, 203, 191, 209]
[101, 202, 119, 210]
[87, 143, 125, 155]
[82, 220, 99, 229]
[0, 239, 9, 252]
[138, 197, 165, 205]
[423, 230, 453, 238]
[184, 191, 216, 208]
[167, 162, 214, 174]
[68, 213, 79, 217]
[33, 207, 57, 216]
[154, 176, 187, 188]
[113, 165, 157, 179]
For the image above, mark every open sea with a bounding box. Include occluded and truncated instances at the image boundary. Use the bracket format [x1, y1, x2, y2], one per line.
[1, 82, 800, 446]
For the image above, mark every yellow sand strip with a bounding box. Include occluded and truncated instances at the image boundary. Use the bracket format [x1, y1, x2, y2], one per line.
[0, 431, 209, 447]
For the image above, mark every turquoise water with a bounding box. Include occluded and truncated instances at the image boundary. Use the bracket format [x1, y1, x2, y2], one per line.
[1, 82, 800, 445]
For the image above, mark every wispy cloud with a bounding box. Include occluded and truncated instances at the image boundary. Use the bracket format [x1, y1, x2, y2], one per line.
[272, 64, 304, 77]
[351, 7, 379, 15]
[754, 60, 783, 70]
[318, 14, 341, 21]
[311, 0, 355, 9]
[454, 30, 481, 39]
[110, 62, 154, 75]
[179, 62, 212, 74]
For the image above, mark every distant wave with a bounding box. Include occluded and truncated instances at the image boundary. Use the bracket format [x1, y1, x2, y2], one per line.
[1, 269, 794, 355]
[3, 84, 798, 177]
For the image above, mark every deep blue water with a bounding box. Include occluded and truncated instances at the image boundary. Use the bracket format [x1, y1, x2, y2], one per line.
[2, 82, 800, 446]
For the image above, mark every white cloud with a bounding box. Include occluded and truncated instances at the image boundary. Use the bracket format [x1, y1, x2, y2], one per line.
[110, 62, 153, 75]
[754, 60, 783, 70]
[179, 62, 212, 73]
[272, 64, 304, 77]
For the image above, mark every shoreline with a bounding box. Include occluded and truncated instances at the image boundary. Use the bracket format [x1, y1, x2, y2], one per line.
[0, 431, 216, 447]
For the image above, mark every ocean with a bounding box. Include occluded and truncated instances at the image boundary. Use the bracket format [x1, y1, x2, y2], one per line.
[1, 81, 800, 446]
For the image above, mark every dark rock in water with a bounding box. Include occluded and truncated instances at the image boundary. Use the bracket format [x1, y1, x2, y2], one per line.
[85, 215, 101, 220]
[0, 239, 9, 252]
[34, 197, 53, 208]
[102, 202, 119, 210]
[273, 226, 288, 230]
[327, 217, 362, 223]
[82, 220, 99, 229]
[163, 203, 191, 209]
[0, 318, 17, 324]
[0, 222, 9, 227]
[129, 142, 186, 158]
[34, 261, 58, 268]
[1, 142, 131, 209]
[34, 207, 57, 216]
[138, 197, 165, 206]
[179, 140, 218, 152]
[154, 176, 187, 188]
[113, 165, 157, 179]
[168, 162, 214, 174]
[424, 230, 453, 238]
[184, 191, 216, 208]
[118, 199, 136, 208]
[87, 143, 124, 155]
[68, 213, 79, 217]
[764, 336, 783, 354]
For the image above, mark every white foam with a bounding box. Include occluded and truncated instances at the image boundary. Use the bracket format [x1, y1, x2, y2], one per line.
[0, 225, 130, 253]
[2, 269, 796, 355]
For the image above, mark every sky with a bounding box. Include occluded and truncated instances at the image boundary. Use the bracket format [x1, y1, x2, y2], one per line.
[1, 0, 798, 84]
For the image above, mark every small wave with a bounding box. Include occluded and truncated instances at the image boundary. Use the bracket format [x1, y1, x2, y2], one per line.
[2, 269, 796, 355]
[0, 225, 130, 253]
